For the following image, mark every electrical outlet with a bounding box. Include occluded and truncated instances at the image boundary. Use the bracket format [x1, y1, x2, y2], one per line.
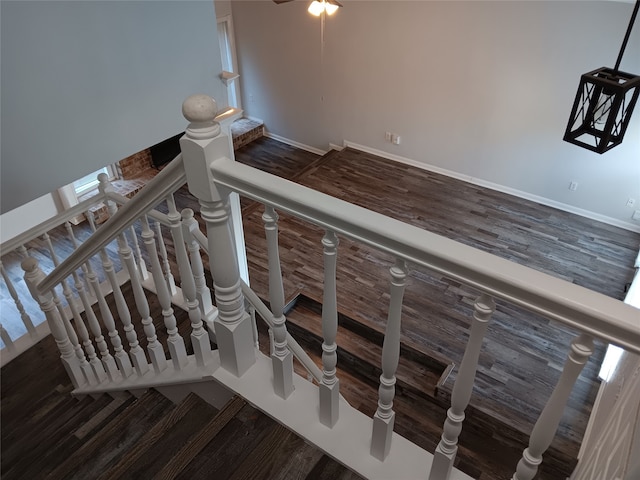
[633, 210, 640, 221]
[569, 181, 578, 191]
[391, 134, 401, 145]
[626, 198, 636, 208]
[385, 132, 392, 142]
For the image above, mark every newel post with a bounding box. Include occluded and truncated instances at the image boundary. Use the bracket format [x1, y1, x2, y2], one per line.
[179, 94, 255, 376]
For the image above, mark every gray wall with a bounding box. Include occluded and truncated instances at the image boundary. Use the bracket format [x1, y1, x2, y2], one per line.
[231, 1, 640, 228]
[1, 0, 227, 214]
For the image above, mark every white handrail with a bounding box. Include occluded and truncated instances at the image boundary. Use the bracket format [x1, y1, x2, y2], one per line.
[38, 155, 187, 294]
[209, 157, 640, 355]
[0, 193, 108, 254]
[106, 192, 171, 226]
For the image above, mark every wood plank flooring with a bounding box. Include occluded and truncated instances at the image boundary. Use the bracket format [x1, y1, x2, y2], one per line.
[231, 138, 639, 473]
[2, 135, 639, 479]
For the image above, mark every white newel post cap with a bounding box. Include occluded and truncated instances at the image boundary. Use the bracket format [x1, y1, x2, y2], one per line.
[182, 94, 221, 140]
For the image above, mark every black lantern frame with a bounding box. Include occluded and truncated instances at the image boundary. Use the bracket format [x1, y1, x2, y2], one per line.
[563, 0, 640, 154]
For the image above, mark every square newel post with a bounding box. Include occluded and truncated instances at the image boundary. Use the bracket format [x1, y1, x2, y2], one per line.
[179, 94, 255, 377]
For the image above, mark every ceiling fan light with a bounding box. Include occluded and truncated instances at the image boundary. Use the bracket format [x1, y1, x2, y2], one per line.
[325, 2, 339, 15]
[308, 1, 324, 16]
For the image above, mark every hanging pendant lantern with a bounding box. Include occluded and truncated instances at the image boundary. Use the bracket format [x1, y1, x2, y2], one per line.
[563, 0, 640, 154]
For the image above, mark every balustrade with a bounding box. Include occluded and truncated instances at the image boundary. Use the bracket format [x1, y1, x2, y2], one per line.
[167, 194, 212, 367]
[22, 258, 85, 388]
[10, 93, 639, 480]
[141, 215, 188, 370]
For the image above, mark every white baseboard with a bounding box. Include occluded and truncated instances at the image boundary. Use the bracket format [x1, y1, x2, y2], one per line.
[264, 132, 328, 156]
[329, 143, 345, 151]
[343, 140, 640, 233]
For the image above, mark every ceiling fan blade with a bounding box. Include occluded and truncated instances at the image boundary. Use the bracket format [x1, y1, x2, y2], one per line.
[326, 0, 343, 7]
[273, 0, 295, 4]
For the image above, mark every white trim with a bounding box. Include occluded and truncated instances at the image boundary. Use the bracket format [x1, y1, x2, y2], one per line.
[245, 115, 264, 124]
[264, 131, 328, 156]
[328, 143, 344, 151]
[343, 140, 640, 233]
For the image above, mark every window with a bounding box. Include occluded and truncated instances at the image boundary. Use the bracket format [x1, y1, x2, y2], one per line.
[73, 165, 117, 197]
[217, 15, 241, 109]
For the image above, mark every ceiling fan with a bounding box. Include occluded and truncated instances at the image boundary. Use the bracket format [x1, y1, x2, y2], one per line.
[273, 0, 342, 16]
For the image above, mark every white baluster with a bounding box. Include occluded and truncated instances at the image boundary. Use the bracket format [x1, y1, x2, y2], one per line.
[167, 196, 213, 367]
[22, 258, 85, 388]
[181, 94, 255, 377]
[84, 220, 131, 378]
[69, 216, 95, 297]
[182, 209, 214, 319]
[79, 253, 120, 381]
[512, 334, 594, 480]
[129, 224, 149, 281]
[263, 206, 294, 399]
[371, 258, 408, 461]
[18, 245, 29, 258]
[113, 231, 150, 376]
[1, 324, 16, 352]
[70, 268, 107, 384]
[320, 230, 340, 427]
[155, 220, 177, 297]
[0, 260, 36, 337]
[121, 220, 166, 374]
[42, 232, 94, 385]
[430, 294, 496, 480]
[141, 216, 188, 370]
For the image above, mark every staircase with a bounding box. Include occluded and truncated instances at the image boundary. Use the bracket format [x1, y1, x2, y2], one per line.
[0, 333, 359, 480]
[4, 94, 640, 480]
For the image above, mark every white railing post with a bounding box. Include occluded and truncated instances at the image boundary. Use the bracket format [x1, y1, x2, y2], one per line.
[141, 215, 188, 370]
[41, 232, 93, 384]
[119, 221, 166, 374]
[320, 230, 340, 427]
[0, 260, 36, 337]
[430, 293, 496, 480]
[129, 224, 149, 281]
[167, 195, 213, 367]
[371, 258, 408, 461]
[81, 221, 129, 380]
[263, 205, 294, 399]
[113, 231, 150, 376]
[181, 208, 215, 321]
[1, 324, 16, 352]
[512, 333, 595, 480]
[66, 216, 94, 296]
[180, 94, 255, 377]
[22, 257, 86, 388]
[155, 220, 178, 297]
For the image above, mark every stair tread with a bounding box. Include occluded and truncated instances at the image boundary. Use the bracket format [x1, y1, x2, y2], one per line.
[175, 402, 278, 479]
[154, 395, 246, 480]
[285, 295, 445, 397]
[97, 392, 219, 480]
[2, 395, 131, 479]
[45, 389, 173, 480]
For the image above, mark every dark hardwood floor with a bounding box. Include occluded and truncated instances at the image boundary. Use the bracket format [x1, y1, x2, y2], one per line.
[2, 135, 638, 479]
[231, 137, 639, 473]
